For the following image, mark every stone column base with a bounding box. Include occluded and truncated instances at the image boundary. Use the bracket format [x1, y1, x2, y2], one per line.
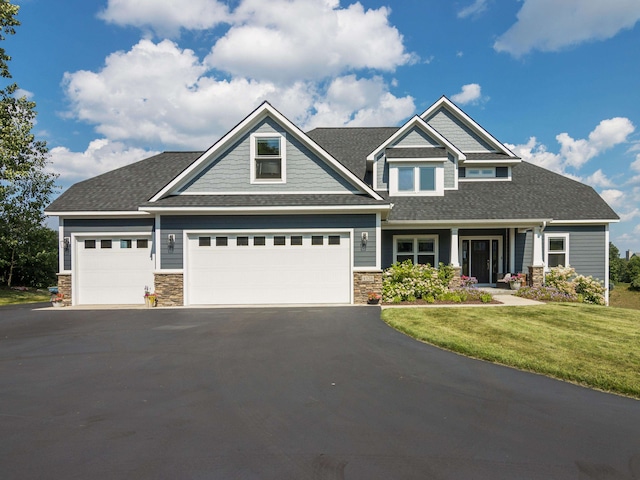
[449, 266, 462, 289]
[353, 271, 383, 304]
[528, 266, 544, 287]
[57, 273, 72, 306]
[154, 273, 184, 306]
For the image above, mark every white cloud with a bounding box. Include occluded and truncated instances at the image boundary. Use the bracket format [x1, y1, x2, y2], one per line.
[600, 189, 625, 208]
[98, 0, 230, 37]
[457, 0, 488, 19]
[48, 139, 159, 182]
[306, 75, 414, 128]
[63, 39, 415, 150]
[619, 208, 640, 222]
[494, 0, 640, 57]
[14, 88, 34, 99]
[206, 0, 416, 83]
[450, 83, 487, 106]
[631, 154, 640, 172]
[584, 169, 614, 188]
[507, 117, 635, 175]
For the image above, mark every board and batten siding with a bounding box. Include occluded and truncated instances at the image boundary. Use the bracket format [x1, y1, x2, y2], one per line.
[179, 118, 357, 194]
[160, 214, 377, 270]
[63, 218, 155, 271]
[425, 108, 494, 153]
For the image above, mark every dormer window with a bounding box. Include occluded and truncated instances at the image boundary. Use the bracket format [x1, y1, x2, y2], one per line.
[251, 133, 286, 183]
[389, 160, 444, 196]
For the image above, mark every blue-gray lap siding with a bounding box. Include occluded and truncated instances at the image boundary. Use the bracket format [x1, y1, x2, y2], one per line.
[424, 109, 494, 152]
[515, 225, 607, 281]
[179, 118, 357, 194]
[62, 218, 155, 271]
[160, 214, 378, 270]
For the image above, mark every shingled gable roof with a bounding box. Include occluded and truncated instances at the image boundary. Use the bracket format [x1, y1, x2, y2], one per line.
[149, 101, 383, 203]
[385, 161, 619, 222]
[421, 96, 519, 159]
[46, 151, 201, 213]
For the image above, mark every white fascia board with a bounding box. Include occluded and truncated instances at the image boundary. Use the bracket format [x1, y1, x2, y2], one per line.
[420, 96, 518, 158]
[383, 218, 553, 228]
[45, 211, 151, 217]
[150, 102, 384, 202]
[140, 205, 391, 215]
[460, 159, 521, 165]
[548, 219, 620, 225]
[366, 115, 466, 162]
[386, 157, 446, 163]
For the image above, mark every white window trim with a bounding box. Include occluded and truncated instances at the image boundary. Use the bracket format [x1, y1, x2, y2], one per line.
[388, 161, 444, 196]
[544, 233, 570, 271]
[250, 132, 286, 184]
[392, 235, 439, 266]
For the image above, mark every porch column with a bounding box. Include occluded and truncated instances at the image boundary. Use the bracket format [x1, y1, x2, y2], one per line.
[449, 228, 461, 288]
[450, 228, 460, 267]
[529, 226, 545, 287]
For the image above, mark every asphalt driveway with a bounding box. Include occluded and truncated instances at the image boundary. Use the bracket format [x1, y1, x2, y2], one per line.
[1, 305, 639, 479]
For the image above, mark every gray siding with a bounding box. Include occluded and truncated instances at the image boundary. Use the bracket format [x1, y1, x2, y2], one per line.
[392, 127, 439, 147]
[545, 225, 606, 281]
[425, 108, 494, 152]
[376, 154, 388, 190]
[445, 153, 456, 189]
[514, 231, 532, 274]
[160, 214, 377, 270]
[382, 230, 451, 269]
[63, 218, 155, 271]
[180, 118, 356, 193]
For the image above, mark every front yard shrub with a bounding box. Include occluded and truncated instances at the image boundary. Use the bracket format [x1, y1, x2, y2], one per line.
[536, 266, 605, 305]
[515, 285, 579, 302]
[630, 274, 640, 291]
[382, 260, 451, 302]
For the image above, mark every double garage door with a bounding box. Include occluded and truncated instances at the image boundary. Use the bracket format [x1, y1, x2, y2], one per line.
[186, 232, 352, 305]
[75, 236, 154, 305]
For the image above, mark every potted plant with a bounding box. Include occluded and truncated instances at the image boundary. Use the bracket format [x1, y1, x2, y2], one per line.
[505, 273, 525, 290]
[367, 292, 381, 305]
[51, 293, 64, 307]
[144, 288, 158, 307]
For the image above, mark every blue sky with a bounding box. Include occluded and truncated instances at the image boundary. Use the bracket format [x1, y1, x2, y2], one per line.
[7, 0, 640, 254]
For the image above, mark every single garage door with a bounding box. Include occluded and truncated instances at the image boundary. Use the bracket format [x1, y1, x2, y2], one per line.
[186, 232, 351, 305]
[75, 236, 155, 305]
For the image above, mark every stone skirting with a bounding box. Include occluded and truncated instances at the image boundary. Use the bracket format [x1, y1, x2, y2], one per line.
[57, 273, 72, 306]
[449, 266, 462, 289]
[528, 266, 544, 287]
[154, 273, 184, 307]
[353, 271, 383, 304]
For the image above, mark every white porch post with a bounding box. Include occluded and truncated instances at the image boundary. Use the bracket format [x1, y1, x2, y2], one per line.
[532, 226, 544, 267]
[509, 228, 516, 273]
[450, 228, 460, 267]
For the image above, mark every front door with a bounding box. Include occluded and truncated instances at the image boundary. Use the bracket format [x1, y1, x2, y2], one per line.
[461, 237, 502, 284]
[471, 240, 490, 283]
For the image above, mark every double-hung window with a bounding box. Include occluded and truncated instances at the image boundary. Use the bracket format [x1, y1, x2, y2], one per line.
[545, 234, 569, 268]
[394, 236, 438, 266]
[251, 133, 286, 183]
[389, 161, 443, 196]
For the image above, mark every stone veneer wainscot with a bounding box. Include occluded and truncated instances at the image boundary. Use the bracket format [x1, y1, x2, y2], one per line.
[353, 271, 383, 304]
[154, 273, 184, 307]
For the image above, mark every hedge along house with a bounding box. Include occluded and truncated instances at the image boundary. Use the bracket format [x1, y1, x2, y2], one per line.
[46, 97, 619, 306]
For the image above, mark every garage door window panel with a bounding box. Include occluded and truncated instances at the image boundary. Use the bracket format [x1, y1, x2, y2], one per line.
[199, 237, 211, 247]
[85, 239, 96, 249]
[101, 239, 112, 249]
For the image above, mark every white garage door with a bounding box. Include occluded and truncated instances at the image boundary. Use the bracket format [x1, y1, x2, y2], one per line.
[186, 232, 351, 305]
[75, 236, 155, 305]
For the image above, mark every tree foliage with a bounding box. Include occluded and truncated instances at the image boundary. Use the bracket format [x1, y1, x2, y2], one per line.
[0, 1, 58, 287]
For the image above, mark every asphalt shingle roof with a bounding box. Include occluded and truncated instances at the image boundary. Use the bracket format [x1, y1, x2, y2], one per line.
[47, 128, 619, 222]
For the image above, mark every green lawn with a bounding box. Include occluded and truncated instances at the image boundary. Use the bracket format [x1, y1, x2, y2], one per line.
[610, 283, 640, 310]
[381, 303, 640, 398]
[0, 287, 51, 306]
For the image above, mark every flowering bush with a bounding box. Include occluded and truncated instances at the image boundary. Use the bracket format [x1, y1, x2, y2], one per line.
[382, 261, 454, 303]
[515, 266, 605, 305]
[515, 286, 579, 302]
[460, 275, 478, 288]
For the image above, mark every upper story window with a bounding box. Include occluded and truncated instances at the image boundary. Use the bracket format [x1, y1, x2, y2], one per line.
[389, 161, 444, 196]
[251, 133, 286, 183]
[459, 166, 509, 180]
